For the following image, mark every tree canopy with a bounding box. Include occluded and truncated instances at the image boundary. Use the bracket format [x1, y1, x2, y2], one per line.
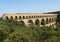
[0, 18, 59, 42]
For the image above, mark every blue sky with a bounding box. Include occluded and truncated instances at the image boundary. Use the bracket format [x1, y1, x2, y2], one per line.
[0, 0, 60, 16]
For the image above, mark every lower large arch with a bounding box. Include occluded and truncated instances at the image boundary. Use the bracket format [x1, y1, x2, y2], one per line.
[49, 18, 52, 23]
[41, 19, 45, 25]
[35, 19, 40, 25]
[19, 21, 25, 25]
[10, 16, 13, 19]
[28, 20, 33, 24]
[5, 16, 9, 20]
[52, 24, 54, 28]
[50, 25, 52, 27]
[46, 18, 49, 24]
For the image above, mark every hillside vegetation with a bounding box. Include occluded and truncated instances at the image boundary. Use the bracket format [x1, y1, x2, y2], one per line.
[0, 18, 59, 42]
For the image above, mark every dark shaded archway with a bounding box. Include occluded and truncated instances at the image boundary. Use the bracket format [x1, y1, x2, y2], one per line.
[52, 24, 54, 28]
[32, 16, 33, 18]
[5, 16, 9, 20]
[19, 21, 25, 25]
[15, 16, 18, 19]
[46, 18, 49, 24]
[23, 16, 25, 19]
[34, 16, 35, 18]
[35, 19, 40, 25]
[26, 16, 28, 19]
[19, 16, 21, 19]
[29, 16, 31, 18]
[41, 19, 45, 25]
[50, 25, 52, 27]
[28, 20, 33, 24]
[49, 18, 52, 23]
[10, 16, 13, 19]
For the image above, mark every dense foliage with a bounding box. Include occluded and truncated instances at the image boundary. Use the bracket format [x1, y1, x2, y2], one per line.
[0, 18, 60, 42]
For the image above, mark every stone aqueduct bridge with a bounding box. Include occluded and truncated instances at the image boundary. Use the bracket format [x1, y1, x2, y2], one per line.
[2, 13, 57, 28]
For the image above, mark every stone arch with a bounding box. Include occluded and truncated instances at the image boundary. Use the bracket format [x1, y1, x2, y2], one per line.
[19, 16, 21, 19]
[41, 19, 45, 25]
[32, 16, 33, 18]
[28, 20, 33, 24]
[52, 24, 54, 28]
[46, 18, 49, 24]
[10, 16, 13, 19]
[35, 19, 40, 25]
[49, 18, 52, 23]
[29, 16, 31, 18]
[15, 16, 18, 19]
[5, 16, 9, 20]
[34, 16, 35, 18]
[19, 21, 25, 25]
[23, 16, 25, 19]
[26, 16, 28, 19]
[50, 25, 52, 27]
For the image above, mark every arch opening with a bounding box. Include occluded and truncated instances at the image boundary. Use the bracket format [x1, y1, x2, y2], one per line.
[35, 19, 40, 25]
[23, 16, 25, 19]
[49, 18, 52, 23]
[34, 16, 35, 18]
[50, 25, 52, 27]
[32, 16, 33, 18]
[26, 16, 28, 19]
[29, 16, 31, 18]
[41, 19, 45, 25]
[10, 16, 13, 19]
[5, 16, 9, 20]
[19, 21, 25, 25]
[15, 16, 18, 19]
[28, 20, 34, 25]
[52, 24, 54, 28]
[19, 16, 21, 19]
[46, 18, 49, 24]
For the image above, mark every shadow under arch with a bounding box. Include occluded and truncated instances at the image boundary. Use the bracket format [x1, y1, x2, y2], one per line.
[41, 19, 45, 25]
[19, 21, 25, 26]
[23, 16, 25, 19]
[10, 16, 13, 20]
[35, 19, 40, 25]
[5, 16, 9, 20]
[28, 20, 34, 26]
[46, 18, 49, 24]
[52, 24, 54, 28]
[28, 20, 33, 24]
[49, 18, 52, 23]
[50, 25, 52, 27]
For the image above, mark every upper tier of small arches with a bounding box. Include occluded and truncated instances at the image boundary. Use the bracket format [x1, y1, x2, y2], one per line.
[4, 15, 57, 20]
